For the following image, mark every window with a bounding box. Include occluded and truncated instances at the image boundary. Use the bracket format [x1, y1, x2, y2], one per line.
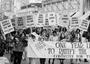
[85, 0, 90, 11]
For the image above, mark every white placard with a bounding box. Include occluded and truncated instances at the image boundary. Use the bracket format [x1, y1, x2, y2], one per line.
[16, 16, 25, 29]
[25, 15, 34, 28]
[61, 13, 70, 27]
[0, 19, 14, 34]
[79, 19, 90, 31]
[70, 17, 79, 27]
[35, 13, 45, 27]
[48, 12, 56, 26]
[44, 13, 49, 26]
[56, 13, 62, 26]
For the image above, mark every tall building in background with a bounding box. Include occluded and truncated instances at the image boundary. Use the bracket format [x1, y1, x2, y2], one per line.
[15, 0, 42, 17]
[84, 0, 90, 13]
[18, 0, 29, 6]
[42, 0, 68, 12]
[1, 0, 14, 12]
[42, 0, 85, 17]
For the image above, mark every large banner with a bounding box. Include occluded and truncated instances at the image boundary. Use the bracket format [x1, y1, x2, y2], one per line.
[27, 39, 90, 59]
[0, 19, 14, 34]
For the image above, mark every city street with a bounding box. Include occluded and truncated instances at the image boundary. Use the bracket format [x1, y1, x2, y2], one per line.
[4, 53, 90, 64]
[4, 54, 28, 64]
[0, 0, 90, 64]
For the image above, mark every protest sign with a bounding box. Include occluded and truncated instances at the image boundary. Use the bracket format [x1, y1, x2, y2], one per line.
[11, 18, 16, 27]
[35, 13, 45, 27]
[15, 16, 25, 29]
[79, 19, 90, 31]
[44, 13, 49, 26]
[48, 12, 56, 26]
[0, 19, 14, 34]
[56, 13, 62, 26]
[70, 17, 79, 28]
[60, 13, 70, 27]
[25, 15, 34, 28]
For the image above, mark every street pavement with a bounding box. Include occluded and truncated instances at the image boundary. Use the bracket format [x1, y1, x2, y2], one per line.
[4, 53, 28, 64]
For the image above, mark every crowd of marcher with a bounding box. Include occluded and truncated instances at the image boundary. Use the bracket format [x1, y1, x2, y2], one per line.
[32, 26, 82, 42]
[0, 25, 90, 64]
[30, 26, 90, 43]
[0, 28, 28, 64]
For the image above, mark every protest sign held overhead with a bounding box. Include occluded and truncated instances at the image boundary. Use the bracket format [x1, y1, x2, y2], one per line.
[16, 16, 25, 29]
[25, 15, 34, 28]
[11, 18, 16, 27]
[0, 19, 14, 34]
[35, 13, 45, 27]
[70, 17, 79, 28]
[38, 13, 44, 26]
[44, 13, 49, 26]
[79, 19, 90, 31]
[48, 12, 56, 26]
[60, 12, 70, 28]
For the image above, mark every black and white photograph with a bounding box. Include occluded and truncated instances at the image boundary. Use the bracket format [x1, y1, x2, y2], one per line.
[0, 0, 90, 64]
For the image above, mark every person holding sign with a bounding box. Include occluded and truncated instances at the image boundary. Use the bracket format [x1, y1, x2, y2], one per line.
[59, 27, 67, 41]
[0, 37, 10, 64]
[52, 30, 59, 41]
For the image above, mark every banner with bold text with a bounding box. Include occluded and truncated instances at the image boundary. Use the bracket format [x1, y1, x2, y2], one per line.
[27, 39, 90, 59]
[70, 17, 79, 28]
